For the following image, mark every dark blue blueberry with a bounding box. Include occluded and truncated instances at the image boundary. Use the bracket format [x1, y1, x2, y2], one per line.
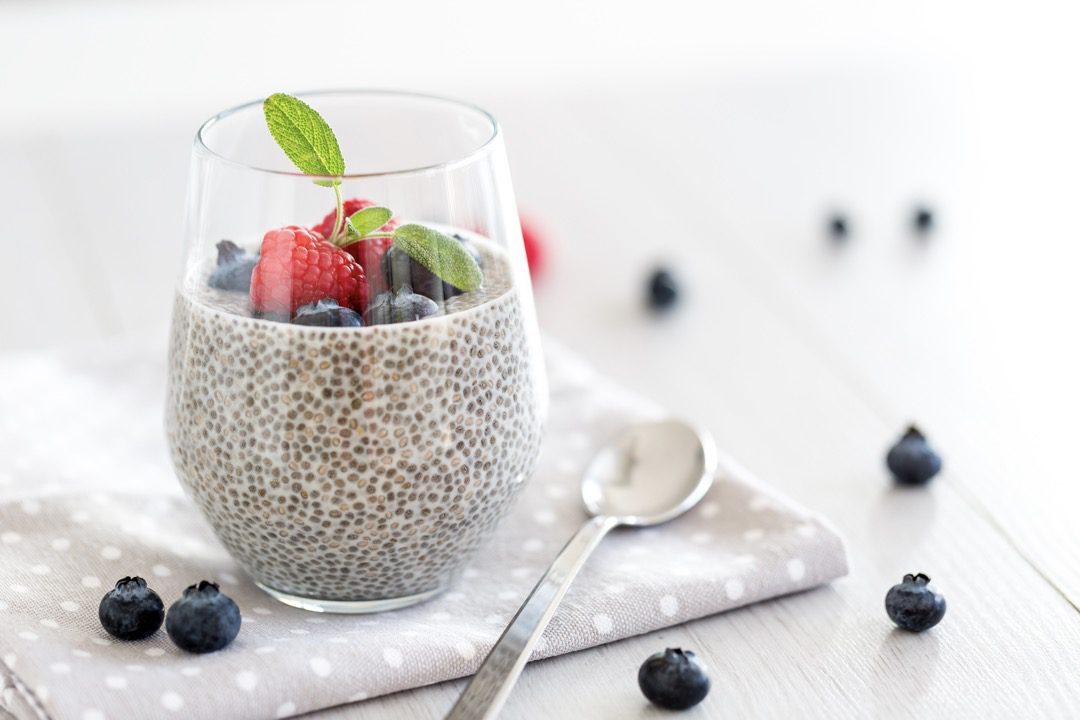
[292, 298, 364, 327]
[886, 425, 942, 486]
[382, 235, 483, 302]
[165, 580, 241, 654]
[638, 648, 710, 710]
[214, 238, 247, 266]
[363, 287, 440, 325]
[828, 213, 849, 241]
[647, 268, 679, 311]
[886, 573, 946, 632]
[382, 244, 443, 302]
[98, 576, 165, 641]
[208, 240, 258, 292]
[913, 206, 935, 235]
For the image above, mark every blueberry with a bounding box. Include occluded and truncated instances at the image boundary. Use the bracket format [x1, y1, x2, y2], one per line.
[828, 213, 849, 241]
[382, 244, 444, 302]
[208, 240, 258, 292]
[98, 576, 165, 641]
[647, 268, 679, 311]
[913, 206, 935, 235]
[381, 235, 483, 302]
[292, 298, 364, 327]
[363, 287, 440, 325]
[638, 648, 710, 710]
[165, 580, 241, 654]
[886, 425, 942, 486]
[214, 238, 247, 266]
[886, 573, 946, 631]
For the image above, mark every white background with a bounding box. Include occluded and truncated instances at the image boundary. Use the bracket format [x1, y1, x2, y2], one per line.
[2, 1, 1080, 716]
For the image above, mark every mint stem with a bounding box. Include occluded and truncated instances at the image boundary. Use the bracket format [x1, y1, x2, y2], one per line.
[330, 184, 345, 244]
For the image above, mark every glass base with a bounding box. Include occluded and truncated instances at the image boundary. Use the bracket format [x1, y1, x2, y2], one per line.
[255, 582, 446, 614]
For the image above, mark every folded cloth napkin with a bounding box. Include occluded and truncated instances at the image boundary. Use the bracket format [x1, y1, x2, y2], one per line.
[0, 341, 848, 720]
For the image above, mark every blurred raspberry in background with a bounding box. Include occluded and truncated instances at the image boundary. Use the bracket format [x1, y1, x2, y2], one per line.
[520, 215, 547, 279]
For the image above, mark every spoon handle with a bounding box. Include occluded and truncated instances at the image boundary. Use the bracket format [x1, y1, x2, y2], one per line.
[446, 514, 619, 720]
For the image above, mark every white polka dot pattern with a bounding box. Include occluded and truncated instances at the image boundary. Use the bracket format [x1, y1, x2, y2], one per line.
[382, 648, 404, 668]
[659, 595, 680, 617]
[161, 691, 184, 711]
[0, 341, 847, 720]
[235, 670, 258, 691]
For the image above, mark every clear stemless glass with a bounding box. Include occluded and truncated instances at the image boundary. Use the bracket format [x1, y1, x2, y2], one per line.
[166, 91, 548, 613]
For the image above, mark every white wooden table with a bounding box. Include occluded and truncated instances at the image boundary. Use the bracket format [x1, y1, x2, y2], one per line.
[3, 72, 1079, 720]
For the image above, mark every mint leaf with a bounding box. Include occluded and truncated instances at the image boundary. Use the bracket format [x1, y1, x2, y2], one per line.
[393, 224, 483, 292]
[348, 207, 393, 238]
[263, 93, 345, 186]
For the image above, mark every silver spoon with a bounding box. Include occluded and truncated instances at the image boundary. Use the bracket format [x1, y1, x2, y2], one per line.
[446, 419, 717, 720]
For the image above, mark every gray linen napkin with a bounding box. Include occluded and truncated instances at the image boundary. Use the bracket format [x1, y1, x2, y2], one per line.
[0, 341, 848, 720]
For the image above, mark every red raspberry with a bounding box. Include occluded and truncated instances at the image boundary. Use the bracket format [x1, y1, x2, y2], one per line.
[311, 198, 398, 243]
[312, 198, 398, 289]
[520, 216, 546, 278]
[345, 235, 396, 296]
[249, 226, 369, 315]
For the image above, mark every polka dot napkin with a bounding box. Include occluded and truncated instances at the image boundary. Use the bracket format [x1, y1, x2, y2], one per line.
[0, 341, 847, 720]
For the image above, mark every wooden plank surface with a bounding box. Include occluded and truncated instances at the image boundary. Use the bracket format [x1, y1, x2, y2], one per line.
[2, 78, 1079, 719]
[560, 80, 1080, 612]
[307, 83, 1080, 717]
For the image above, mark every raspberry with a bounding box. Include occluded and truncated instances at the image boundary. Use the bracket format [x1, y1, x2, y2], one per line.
[312, 198, 398, 292]
[520, 216, 546, 278]
[312, 198, 398, 243]
[250, 226, 368, 315]
[347, 235, 396, 296]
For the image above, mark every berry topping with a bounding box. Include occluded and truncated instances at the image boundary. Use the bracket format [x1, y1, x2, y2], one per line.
[293, 298, 364, 327]
[520, 217, 546, 278]
[364, 287, 439, 325]
[828, 213, 849, 241]
[249, 226, 368, 315]
[647, 268, 679, 311]
[886, 425, 942, 486]
[913, 206, 935, 235]
[638, 648, 711, 710]
[214, 239, 247, 266]
[348, 235, 396, 295]
[381, 234, 483, 303]
[165, 580, 241, 654]
[98, 576, 165, 641]
[208, 240, 258, 292]
[312, 198, 397, 245]
[262, 94, 484, 306]
[382, 244, 444, 302]
[886, 573, 946, 632]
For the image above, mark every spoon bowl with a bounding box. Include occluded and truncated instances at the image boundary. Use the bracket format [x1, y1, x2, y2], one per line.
[582, 420, 717, 525]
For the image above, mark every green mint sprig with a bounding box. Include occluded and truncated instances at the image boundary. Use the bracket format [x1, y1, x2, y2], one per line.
[263, 92, 483, 292]
[263, 94, 344, 186]
[346, 206, 393, 239]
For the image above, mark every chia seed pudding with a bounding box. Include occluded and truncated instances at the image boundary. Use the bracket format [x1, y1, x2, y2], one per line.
[166, 233, 546, 607]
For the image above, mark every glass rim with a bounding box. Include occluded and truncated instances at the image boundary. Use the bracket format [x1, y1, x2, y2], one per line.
[194, 89, 502, 179]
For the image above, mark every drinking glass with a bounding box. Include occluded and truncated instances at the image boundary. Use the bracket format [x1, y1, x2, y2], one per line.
[166, 90, 548, 612]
